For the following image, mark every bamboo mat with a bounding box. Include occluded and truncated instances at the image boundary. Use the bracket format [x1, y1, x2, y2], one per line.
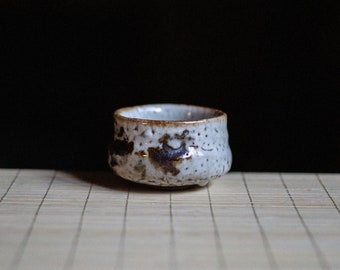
[0, 169, 339, 270]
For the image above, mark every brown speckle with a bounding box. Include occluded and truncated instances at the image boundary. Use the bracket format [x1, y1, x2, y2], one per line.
[109, 139, 134, 156]
[135, 150, 147, 157]
[174, 129, 189, 140]
[159, 133, 171, 143]
[118, 127, 125, 137]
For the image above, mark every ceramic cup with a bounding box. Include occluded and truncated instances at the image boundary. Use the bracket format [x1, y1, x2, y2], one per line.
[108, 103, 232, 188]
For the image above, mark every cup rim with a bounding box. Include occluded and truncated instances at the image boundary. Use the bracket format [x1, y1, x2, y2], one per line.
[114, 103, 227, 125]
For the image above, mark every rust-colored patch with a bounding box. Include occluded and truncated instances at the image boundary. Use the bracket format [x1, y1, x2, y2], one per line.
[148, 131, 191, 176]
[135, 150, 147, 157]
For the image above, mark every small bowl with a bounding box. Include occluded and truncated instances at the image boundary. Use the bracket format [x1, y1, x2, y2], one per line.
[108, 103, 232, 189]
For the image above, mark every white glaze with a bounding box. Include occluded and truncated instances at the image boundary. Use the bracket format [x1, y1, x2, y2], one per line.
[108, 104, 232, 188]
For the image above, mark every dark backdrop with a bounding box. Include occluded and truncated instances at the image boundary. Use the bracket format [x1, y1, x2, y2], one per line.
[1, 1, 339, 172]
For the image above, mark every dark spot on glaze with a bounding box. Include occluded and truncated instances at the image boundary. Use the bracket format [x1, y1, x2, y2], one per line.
[110, 139, 134, 156]
[174, 129, 189, 140]
[118, 127, 125, 137]
[148, 130, 192, 176]
[109, 155, 118, 167]
[148, 143, 188, 176]
[201, 147, 213, 151]
[152, 129, 155, 134]
[158, 133, 171, 143]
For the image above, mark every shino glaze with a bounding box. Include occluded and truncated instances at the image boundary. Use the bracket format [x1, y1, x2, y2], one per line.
[108, 104, 232, 189]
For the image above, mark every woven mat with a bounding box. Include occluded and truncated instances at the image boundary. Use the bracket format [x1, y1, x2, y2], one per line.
[1, 169, 339, 270]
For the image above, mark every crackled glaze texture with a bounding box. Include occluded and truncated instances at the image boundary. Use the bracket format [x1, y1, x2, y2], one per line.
[108, 104, 232, 188]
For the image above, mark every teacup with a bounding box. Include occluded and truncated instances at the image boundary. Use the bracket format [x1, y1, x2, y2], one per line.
[108, 103, 232, 188]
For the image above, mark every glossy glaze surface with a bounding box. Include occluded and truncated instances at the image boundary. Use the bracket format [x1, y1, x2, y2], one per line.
[108, 104, 232, 188]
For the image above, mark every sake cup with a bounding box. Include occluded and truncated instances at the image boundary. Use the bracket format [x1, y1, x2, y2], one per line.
[108, 103, 232, 189]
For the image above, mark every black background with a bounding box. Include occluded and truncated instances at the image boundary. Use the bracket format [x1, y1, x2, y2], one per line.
[1, 1, 339, 172]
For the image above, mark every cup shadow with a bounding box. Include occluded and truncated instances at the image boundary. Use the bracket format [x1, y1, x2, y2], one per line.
[63, 170, 204, 194]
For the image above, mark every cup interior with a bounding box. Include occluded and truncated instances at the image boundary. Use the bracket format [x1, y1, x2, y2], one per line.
[118, 104, 224, 121]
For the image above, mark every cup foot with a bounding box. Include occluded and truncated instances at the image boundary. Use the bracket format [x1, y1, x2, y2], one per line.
[148, 184, 202, 191]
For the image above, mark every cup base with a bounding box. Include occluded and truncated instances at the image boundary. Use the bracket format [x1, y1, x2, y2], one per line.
[149, 184, 202, 191]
